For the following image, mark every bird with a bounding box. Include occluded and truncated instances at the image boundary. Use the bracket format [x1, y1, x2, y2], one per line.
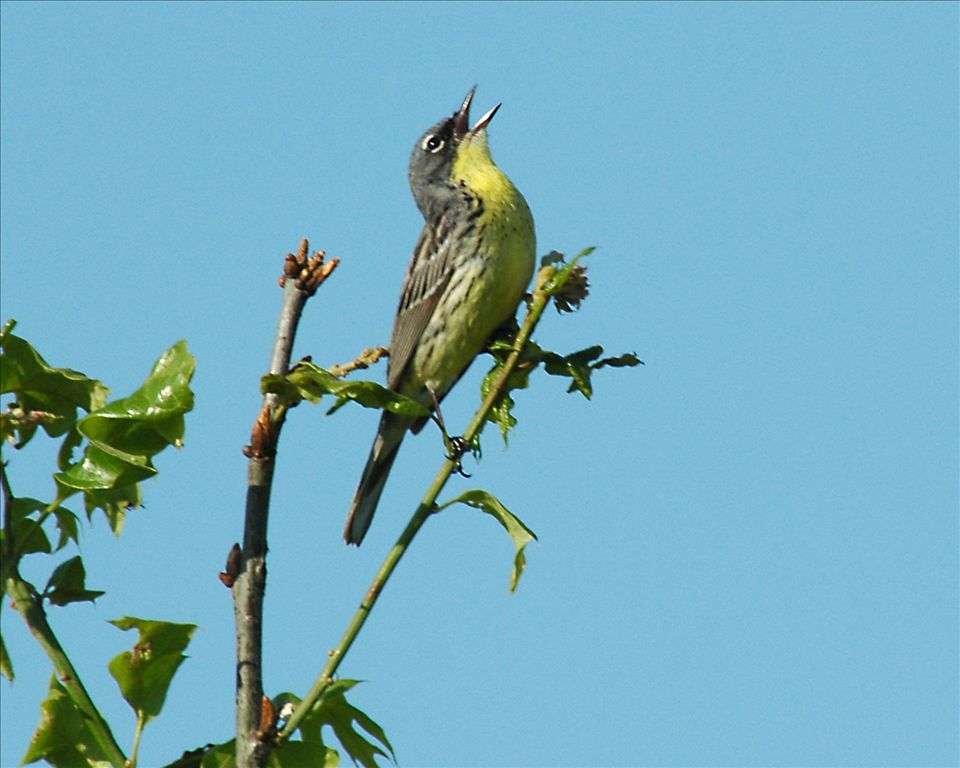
[343, 87, 536, 545]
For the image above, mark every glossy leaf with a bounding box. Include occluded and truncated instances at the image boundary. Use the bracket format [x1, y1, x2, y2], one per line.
[441, 490, 538, 593]
[77, 340, 194, 454]
[52, 341, 193, 528]
[108, 617, 197, 724]
[22, 676, 112, 768]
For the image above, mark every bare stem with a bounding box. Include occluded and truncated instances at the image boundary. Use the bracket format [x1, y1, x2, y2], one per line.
[233, 241, 337, 768]
[278, 264, 557, 742]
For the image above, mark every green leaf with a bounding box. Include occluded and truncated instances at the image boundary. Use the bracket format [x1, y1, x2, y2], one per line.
[108, 616, 197, 725]
[195, 741, 234, 768]
[51, 504, 81, 550]
[22, 676, 112, 767]
[542, 346, 604, 399]
[196, 740, 338, 768]
[77, 340, 195, 455]
[479, 333, 543, 444]
[269, 742, 340, 768]
[441, 490, 538, 593]
[7, 497, 53, 557]
[83, 482, 142, 536]
[0, 332, 109, 446]
[55, 442, 156, 492]
[297, 680, 394, 768]
[593, 351, 644, 370]
[263, 362, 430, 419]
[0, 630, 12, 681]
[51, 341, 193, 529]
[542, 347, 642, 399]
[42, 556, 104, 606]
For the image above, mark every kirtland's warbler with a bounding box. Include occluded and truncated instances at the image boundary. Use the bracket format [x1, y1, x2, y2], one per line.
[344, 87, 536, 545]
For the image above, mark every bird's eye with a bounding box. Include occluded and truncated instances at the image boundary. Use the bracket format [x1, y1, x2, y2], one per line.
[423, 134, 444, 153]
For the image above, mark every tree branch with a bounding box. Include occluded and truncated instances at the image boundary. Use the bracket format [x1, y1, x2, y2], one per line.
[278, 262, 558, 742]
[233, 240, 338, 768]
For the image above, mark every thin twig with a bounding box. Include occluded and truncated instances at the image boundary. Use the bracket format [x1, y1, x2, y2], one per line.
[233, 240, 337, 768]
[278, 263, 557, 743]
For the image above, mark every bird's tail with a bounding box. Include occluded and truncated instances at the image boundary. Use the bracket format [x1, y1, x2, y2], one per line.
[344, 412, 411, 545]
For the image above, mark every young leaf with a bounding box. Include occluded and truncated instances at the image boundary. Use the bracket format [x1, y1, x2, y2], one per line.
[441, 490, 538, 593]
[263, 362, 430, 419]
[297, 680, 394, 768]
[22, 676, 112, 768]
[108, 617, 197, 725]
[479, 334, 543, 444]
[543, 246, 594, 313]
[53, 341, 194, 527]
[77, 340, 195, 454]
[542, 346, 604, 399]
[542, 347, 643, 399]
[0, 331, 110, 446]
[42, 556, 104, 606]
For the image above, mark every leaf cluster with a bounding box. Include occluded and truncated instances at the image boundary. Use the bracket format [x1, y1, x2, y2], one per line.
[480, 249, 643, 443]
[1, 321, 198, 767]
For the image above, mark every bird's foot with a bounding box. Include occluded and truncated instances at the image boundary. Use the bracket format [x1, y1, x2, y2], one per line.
[445, 435, 474, 478]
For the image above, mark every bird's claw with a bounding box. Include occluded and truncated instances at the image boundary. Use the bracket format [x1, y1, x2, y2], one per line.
[446, 436, 473, 478]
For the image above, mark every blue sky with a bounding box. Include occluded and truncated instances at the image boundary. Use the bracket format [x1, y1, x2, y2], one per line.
[1, 2, 957, 766]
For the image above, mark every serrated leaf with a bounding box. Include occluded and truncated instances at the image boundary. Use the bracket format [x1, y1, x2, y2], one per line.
[76, 481, 141, 537]
[298, 680, 394, 768]
[22, 676, 112, 767]
[51, 505, 81, 550]
[42, 556, 104, 606]
[542, 346, 604, 400]
[441, 490, 538, 593]
[108, 616, 197, 724]
[264, 362, 430, 419]
[0, 333, 109, 445]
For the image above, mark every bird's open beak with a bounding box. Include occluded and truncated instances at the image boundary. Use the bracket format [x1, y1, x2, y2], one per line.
[454, 86, 501, 142]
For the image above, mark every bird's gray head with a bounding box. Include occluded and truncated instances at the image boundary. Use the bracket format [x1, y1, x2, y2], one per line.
[408, 87, 501, 221]
[408, 114, 459, 218]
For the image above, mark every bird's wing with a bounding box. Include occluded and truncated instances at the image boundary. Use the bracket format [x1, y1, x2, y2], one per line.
[387, 216, 457, 391]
